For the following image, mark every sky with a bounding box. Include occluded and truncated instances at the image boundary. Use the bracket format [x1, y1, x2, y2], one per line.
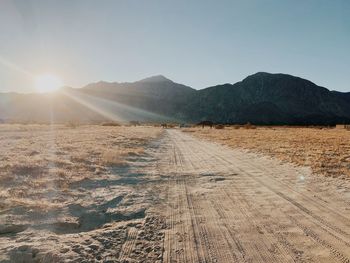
[0, 0, 349, 93]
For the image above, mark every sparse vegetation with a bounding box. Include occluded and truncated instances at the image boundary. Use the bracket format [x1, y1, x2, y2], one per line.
[243, 122, 256, 129]
[101, 121, 121, 126]
[129, 121, 140, 126]
[0, 124, 161, 219]
[187, 126, 350, 179]
[66, 121, 80, 128]
[215, 124, 225, 129]
[0, 124, 164, 261]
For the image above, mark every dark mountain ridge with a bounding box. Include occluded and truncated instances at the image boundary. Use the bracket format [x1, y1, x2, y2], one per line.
[186, 72, 350, 125]
[0, 72, 349, 125]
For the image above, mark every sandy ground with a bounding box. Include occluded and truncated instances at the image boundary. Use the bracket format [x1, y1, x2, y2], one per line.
[1, 126, 350, 262]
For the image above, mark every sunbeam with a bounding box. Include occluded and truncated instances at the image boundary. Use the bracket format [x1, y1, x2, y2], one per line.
[62, 89, 179, 123]
[0, 55, 34, 78]
[62, 90, 125, 122]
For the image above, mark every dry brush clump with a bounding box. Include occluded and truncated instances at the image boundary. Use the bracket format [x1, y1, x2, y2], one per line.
[100, 147, 145, 166]
[215, 124, 225, 129]
[100, 121, 121, 126]
[243, 122, 257, 129]
[188, 126, 350, 179]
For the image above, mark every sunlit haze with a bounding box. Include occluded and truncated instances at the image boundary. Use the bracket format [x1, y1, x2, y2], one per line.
[0, 0, 349, 92]
[35, 74, 63, 93]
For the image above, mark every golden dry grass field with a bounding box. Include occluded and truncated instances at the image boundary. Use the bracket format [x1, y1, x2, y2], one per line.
[185, 126, 350, 179]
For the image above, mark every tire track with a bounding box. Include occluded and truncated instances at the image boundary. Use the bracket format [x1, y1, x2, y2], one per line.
[118, 227, 138, 261]
[160, 129, 350, 262]
[205, 141, 350, 225]
[192, 135, 350, 242]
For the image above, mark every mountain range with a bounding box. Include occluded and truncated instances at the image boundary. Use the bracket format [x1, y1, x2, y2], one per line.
[0, 72, 349, 125]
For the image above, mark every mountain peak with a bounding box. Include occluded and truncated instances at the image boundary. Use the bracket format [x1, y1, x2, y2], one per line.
[243, 72, 321, 89]
[245, 72, 284, 80]
[250, 72, 272, 76]
[138, 75, 173, 83]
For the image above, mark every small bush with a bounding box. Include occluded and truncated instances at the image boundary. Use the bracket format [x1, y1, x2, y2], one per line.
[243, 122, 256, 129]
[129, 121, 140, 126]
[66, 121, 79, 128]
[101, 150, 127, 166]
[215, 124, 225, 129]
[101, 122, 120, 127]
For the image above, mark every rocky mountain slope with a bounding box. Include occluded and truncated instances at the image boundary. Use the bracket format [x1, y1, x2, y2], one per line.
[187, 72, 350, 124]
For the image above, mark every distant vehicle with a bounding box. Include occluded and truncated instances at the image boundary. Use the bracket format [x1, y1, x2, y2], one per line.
[197, 121, 213, 128]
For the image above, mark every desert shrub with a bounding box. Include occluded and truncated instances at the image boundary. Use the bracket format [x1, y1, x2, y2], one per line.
[8, 164, 44, 177]
[101, 122, 120, 127]
[126, 147, 145, 156]
[101, 147, 144, 166]
[101, 150, 126, 166]
[66, 121, 79, 128]
[215, 124, 225, 129]
[129, 121, 140, 126]
[243, 122, 256, 129]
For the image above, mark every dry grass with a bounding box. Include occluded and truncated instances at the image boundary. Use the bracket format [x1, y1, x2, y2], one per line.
[0, 124, 164, 262]
[0, 124, 162, 212]
[215, 124, 225, 129]
[186, 126, 350, 179]
[101, 147, 144, 165]
[101, 122, 121, 126]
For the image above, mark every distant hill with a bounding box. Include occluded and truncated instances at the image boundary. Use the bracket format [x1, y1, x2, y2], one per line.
[0, 72, 349, 125]
[187, 72, 350, 125]
[0, 75, 195, 123]
[80, 75, 195, 121]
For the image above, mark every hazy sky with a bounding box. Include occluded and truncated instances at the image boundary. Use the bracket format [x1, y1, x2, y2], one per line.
[0, 0, 349, 92]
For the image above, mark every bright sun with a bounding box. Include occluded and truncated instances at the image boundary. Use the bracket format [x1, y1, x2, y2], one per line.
[35, 74, 63, 93]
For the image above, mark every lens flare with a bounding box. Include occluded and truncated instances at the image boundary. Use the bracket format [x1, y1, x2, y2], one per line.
[35, 74, 63, 93]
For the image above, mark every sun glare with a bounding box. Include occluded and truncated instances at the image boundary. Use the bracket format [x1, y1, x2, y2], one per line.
[35, 74, 63, 93]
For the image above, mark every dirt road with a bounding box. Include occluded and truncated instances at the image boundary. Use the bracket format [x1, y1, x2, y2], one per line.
[158, 129, 350, 263]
